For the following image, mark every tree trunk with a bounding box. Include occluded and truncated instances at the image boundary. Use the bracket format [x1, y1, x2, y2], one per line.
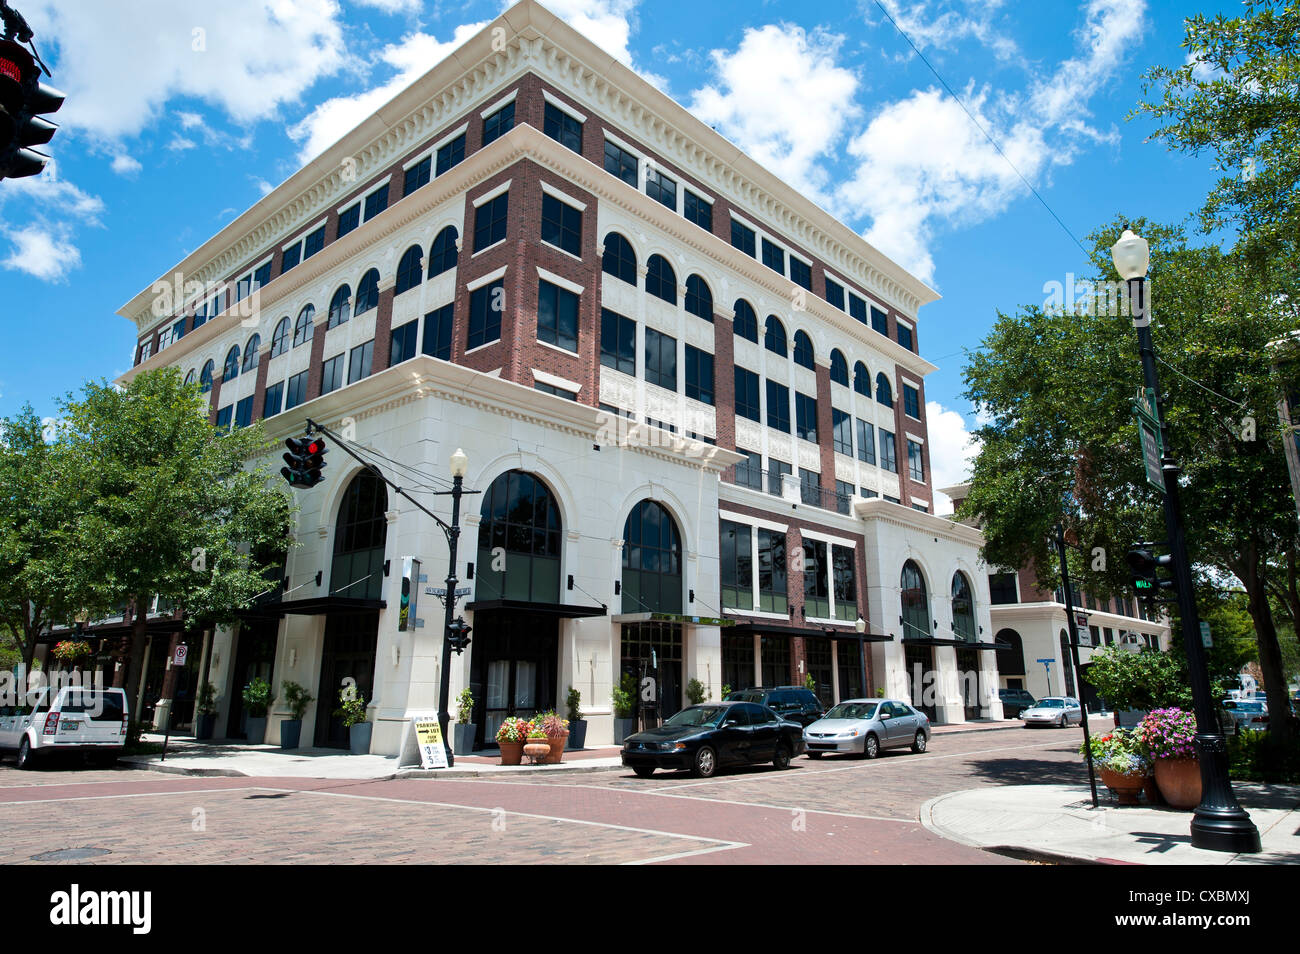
[1242, 566, 1297, 740]
[124, 599, 149, 719]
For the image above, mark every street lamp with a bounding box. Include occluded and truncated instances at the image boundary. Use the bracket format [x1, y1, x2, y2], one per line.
[436, 448, 470, 768]
[1111, 229, 1260, 853]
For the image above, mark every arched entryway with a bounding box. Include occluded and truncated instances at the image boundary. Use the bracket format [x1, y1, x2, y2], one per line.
[621, 500, 684, 723]
[901, 560, 936, 720]
[994, 628, 1026, 688]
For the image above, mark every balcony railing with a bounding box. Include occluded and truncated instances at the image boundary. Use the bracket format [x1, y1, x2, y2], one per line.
[721, 463, 853, 515]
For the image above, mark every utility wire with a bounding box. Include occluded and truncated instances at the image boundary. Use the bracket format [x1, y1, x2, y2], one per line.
[1153, 351, 1249, 411]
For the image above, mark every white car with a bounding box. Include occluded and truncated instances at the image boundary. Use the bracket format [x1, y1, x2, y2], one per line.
[1021, 696, 1083, 728]
[0, 687, 129, 769]
[802, 698, 931, 759]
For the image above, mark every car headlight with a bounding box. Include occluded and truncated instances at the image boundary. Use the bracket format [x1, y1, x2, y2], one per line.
[839, 729, 860, 738]
[673, 742, 687, 751]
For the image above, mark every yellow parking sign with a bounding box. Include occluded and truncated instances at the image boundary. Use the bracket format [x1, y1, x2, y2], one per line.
[414, 718, 448, 770]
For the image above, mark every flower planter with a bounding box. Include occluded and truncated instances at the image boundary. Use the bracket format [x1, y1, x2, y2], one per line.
[499, 741, 524, 765]
[194, 713, 216, 741]
[279, 719, 303, 749]
[245, 716, 267, 745]
[568, 719, 587, 750]
[524, 739, 551, 764]
[453, 723, 477, 755]
[1098, 766, 1146, 806]
[543, 732, 567, 764]
[614, 717, 636, 745]
[1155, 757, 1202, 809]
[349, 722, 372, 755]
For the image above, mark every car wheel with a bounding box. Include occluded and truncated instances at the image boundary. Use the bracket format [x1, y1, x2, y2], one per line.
[691, 745, 718, 778]
[911, 731, 927, 753]
[16, 737, 35, 771]
[632, 765, 655, 778]
[807, 751, 823, 759]
[1057, 715, 1066, 728]
[773, 744, 791, 770]
[862, 733, 880, 759]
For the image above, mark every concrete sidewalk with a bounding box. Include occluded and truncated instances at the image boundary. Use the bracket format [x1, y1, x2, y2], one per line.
[922, 782, 1300, 865]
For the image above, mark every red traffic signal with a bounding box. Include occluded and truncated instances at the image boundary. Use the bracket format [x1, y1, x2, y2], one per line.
[280, 435, 327, 488]
[0, 38, 63, 181]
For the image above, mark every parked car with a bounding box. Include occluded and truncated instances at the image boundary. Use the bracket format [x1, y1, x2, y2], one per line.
[998, 688, 1037, 719]
[620, 701, 805, 778]
[1020, 696, 1082, 728]
[803, 698, 931, 759]
[1221, 699, 1269, 735]
[725, 686, 825, 726]
[0, 686, 129, 769]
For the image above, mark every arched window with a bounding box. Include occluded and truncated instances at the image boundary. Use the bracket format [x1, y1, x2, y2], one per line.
[602, 232, 636, 285]
[354, 269, 380, 316]
[328, 284, 351, 328]
[241, 334, 261, 373]
[733, 299, 758, 343]
[395, 244, 423, 295]
[293, 305, 315, 347]
[876, 373, 893, 408]
[764, 315, 787, 357]
[199, 360, 214, 394]
[853, 361, 870, 396]
[184, 368, 196, 386]
[270, 317, 290, 357]
[994, 628, 1026, 677]
[623, 500, 683, 615]
[222, 345, 240, 382]
[645, 254, 676, 304]
[1060, 630, 1076, 697]
[952, 572, 976, 640]
[476, 470, 562, 603]
[684, 274, 713, 322]
[330, 470, 389, 602]
[428, 226, 458, 278]
[793, 330, 815, 370]
[901, 560, 930, 639]
[830, 350, 849, 387]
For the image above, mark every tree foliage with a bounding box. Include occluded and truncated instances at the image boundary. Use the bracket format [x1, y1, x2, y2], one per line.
[1081, 646, 1192, 713]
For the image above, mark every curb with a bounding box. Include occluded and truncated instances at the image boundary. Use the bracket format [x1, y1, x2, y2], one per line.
[120, 758, 249, 778]
[396, 761, 626, 780]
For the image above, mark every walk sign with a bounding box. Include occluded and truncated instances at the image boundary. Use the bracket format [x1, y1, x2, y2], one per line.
[1131, 387, 1165, 493]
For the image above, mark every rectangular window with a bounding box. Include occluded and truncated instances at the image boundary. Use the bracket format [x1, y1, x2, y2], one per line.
[903, 384, 921, 419]
[766, 380, 790, 433]
[263, 381, 284, 419]
[761, 237, 784, 275]
[897, 324, 914, 352]
[832, 544, 856, 619]
[391, 319, 419, 365]
[825, 277, 845, 311]
[730, 219, 756, 256]
[789, 257, 812, 291]
[860, 487, 878, 498]
[646, 167, 677, 209]
[645, 327, 677, 391]
[758, 527, 787, 614]
[684, 190, 712, 231]
[795, 392, 818, 443]
[540, 193, 582, 256]
[435, 133, 465, 175]
[884, 494, 901, 504]
[468, 281, 503, 350]
[543, 102, 583, 153]
[799, 468, 821, 507]
[803, 539, 829, 617]
[907, 439, 924, 481]
[720, 520, 754, 611]
[856, 419, 875, 464]
[172, 318, 186, 341]
[280, 242, 301, 272]
[767, 459, 791, 497]
[603, 139, 637, 186]
[733, 448, 763, 490]
[534, 382, 578, 401]
[303, 225, 325, 260]
[600, 307, 636, 375]
[234, 396, 254, 430]
[832, 408, 852, 455]
[321, 354, 345, 395]
[403, 156, 431, 196]
[684, 345, 714, 406]
[734, 366, 761, 422]
[871, 305, 888, 336]
[348, 340, 373, 384]
[422, 303, 454, 360]
[537, 279, 579, 353]
[474, 192, 509, 251]
[912, 503, 928, 513]
[363, 184, 389, 222]
[481, 100, 515, 145]
[253, 261, 272, 290]
[880, 429, 898, 473]
[215, 405, 232, 432]
[835, 481, 854, 516]
[337, 203, 360, 239]
[849, 293, 867, 325]
[284, 370, 308, 411]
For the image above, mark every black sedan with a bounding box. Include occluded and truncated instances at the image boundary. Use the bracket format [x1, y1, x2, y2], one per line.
[620, 701, 805, 778]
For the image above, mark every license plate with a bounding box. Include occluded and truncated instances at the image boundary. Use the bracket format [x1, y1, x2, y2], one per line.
[62, 720, 80, 730]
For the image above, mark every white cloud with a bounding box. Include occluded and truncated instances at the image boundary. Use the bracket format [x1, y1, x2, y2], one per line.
[350, 0, 421, 12]
[690, 25, 860, 207]
[925, 400, 980, 515]
[251, 176, 276, 196]
[110, 154, 142, 176]
[531, 0, 639, 66]
[1, 225, 83, 282]
[877, 0, 1018, 62]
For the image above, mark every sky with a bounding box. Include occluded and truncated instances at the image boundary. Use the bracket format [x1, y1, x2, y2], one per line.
[0, 0, 1235, 512]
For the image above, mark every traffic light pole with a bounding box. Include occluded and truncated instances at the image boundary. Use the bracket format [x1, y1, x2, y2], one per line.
[1128, 278, 1260, 853]
[1054, 523, 1098, 808]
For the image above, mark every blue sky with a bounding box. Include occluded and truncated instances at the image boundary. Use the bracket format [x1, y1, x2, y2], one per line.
[0, 0, 1232, 505]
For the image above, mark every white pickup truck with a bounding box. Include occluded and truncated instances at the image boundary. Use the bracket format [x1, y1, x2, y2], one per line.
[0, 686, 129, 769]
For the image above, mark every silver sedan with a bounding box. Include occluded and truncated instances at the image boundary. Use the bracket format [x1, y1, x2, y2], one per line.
[802, 699, 931, 759]
[1021, 696, 1083, 728]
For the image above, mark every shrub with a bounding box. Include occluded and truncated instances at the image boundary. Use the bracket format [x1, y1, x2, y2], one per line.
[196, 681, 218, 716]
[280, 681, 313, 721]
[1228, 731, 1300, 783]
[456, 687, 474, 724]
[242, 677, 271, 717]
[612, 672, 637, 718]
[566, 687, 583, 722]
[685, 677, 707, 705]
[1081, 646, 1192, 712]
[1080, 727, 1150, 775]
[333, 686, 367, 728]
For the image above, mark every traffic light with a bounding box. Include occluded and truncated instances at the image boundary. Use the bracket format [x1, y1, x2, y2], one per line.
[1125, 546, 1176, 601]
[0, 38, 63, 181]
[280, 436, 327, 488]
[447, 617, 472, 654]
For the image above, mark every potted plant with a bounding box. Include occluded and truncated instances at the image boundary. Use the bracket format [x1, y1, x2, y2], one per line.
[524, 723, 551, 764]
[194, 681, 218, 741]
[721, 683, 732, 701]
[804, 672, 817, 693]
[1140, 707, 1201, 808]
[454, 687, 477, 755]
[496, 716, 529, 765]
[242, 677, 271, 744]
[1081, 645, 1192, 726]
[566, 687, 587, 750]
[612, 672, 637, 744]
[52, 639, 93, 668]
[334, 685, 371, 755]
[537, 711, 569, 764]
[685, 677, 708, 706]
[1080, 728, 1150, 805]
[279, 680, 313, 749]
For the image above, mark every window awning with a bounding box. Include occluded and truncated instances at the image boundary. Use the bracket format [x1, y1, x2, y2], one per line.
[610, 611, 732, 625]
[237, 596, 386, 619]
[727, 621, 893, 642]
[466, 599, 607, 619]
[903, 636, 979, 648]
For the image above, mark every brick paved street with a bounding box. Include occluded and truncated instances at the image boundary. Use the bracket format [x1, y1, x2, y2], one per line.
[0, 722, 1099, 865]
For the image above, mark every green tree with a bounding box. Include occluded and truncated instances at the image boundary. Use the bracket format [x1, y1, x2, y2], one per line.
[59, 369, 295, 707]
[961, 218, 1298, 737]
[1081, 646, 1192, 713]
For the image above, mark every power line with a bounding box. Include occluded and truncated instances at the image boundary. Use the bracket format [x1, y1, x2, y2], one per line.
[1153, 351, 1249, 411]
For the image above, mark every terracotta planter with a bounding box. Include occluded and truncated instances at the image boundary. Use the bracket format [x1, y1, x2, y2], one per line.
[543, 732, 568, 764]
[524, 739, 551, 764]
[498, 740, 524, 765]
[1155, 757, 1202, 810]
[1098, 766, 1147, 806]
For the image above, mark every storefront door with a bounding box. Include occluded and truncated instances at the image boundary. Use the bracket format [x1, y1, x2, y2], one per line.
[227, 618, 278, 739]
[470, 612, 559, 749]
[904, 643, 937, 721]
[314, 613, 378, 749]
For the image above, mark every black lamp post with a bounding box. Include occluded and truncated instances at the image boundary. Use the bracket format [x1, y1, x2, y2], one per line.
[435, 447, 470, 768]
[1111, 229, 1260, 853]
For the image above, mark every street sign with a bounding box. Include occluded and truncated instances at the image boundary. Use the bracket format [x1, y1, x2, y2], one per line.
[413, 717, 449, 770]
[1200, 621, 1213, 648]
[1131, 387, 1165, 493]
[425, 586, 471, 598]
[1035, 658, 1055, 664]
[172, 644, 188, 666]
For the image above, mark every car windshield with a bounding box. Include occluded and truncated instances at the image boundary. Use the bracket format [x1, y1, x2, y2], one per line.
[1036, 699, 1065, 708]
[824, 703, 878, 720]
[1237, 702, 1265, 713]
[726, 691, 762, 703]
[664, 706, 728, 728]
